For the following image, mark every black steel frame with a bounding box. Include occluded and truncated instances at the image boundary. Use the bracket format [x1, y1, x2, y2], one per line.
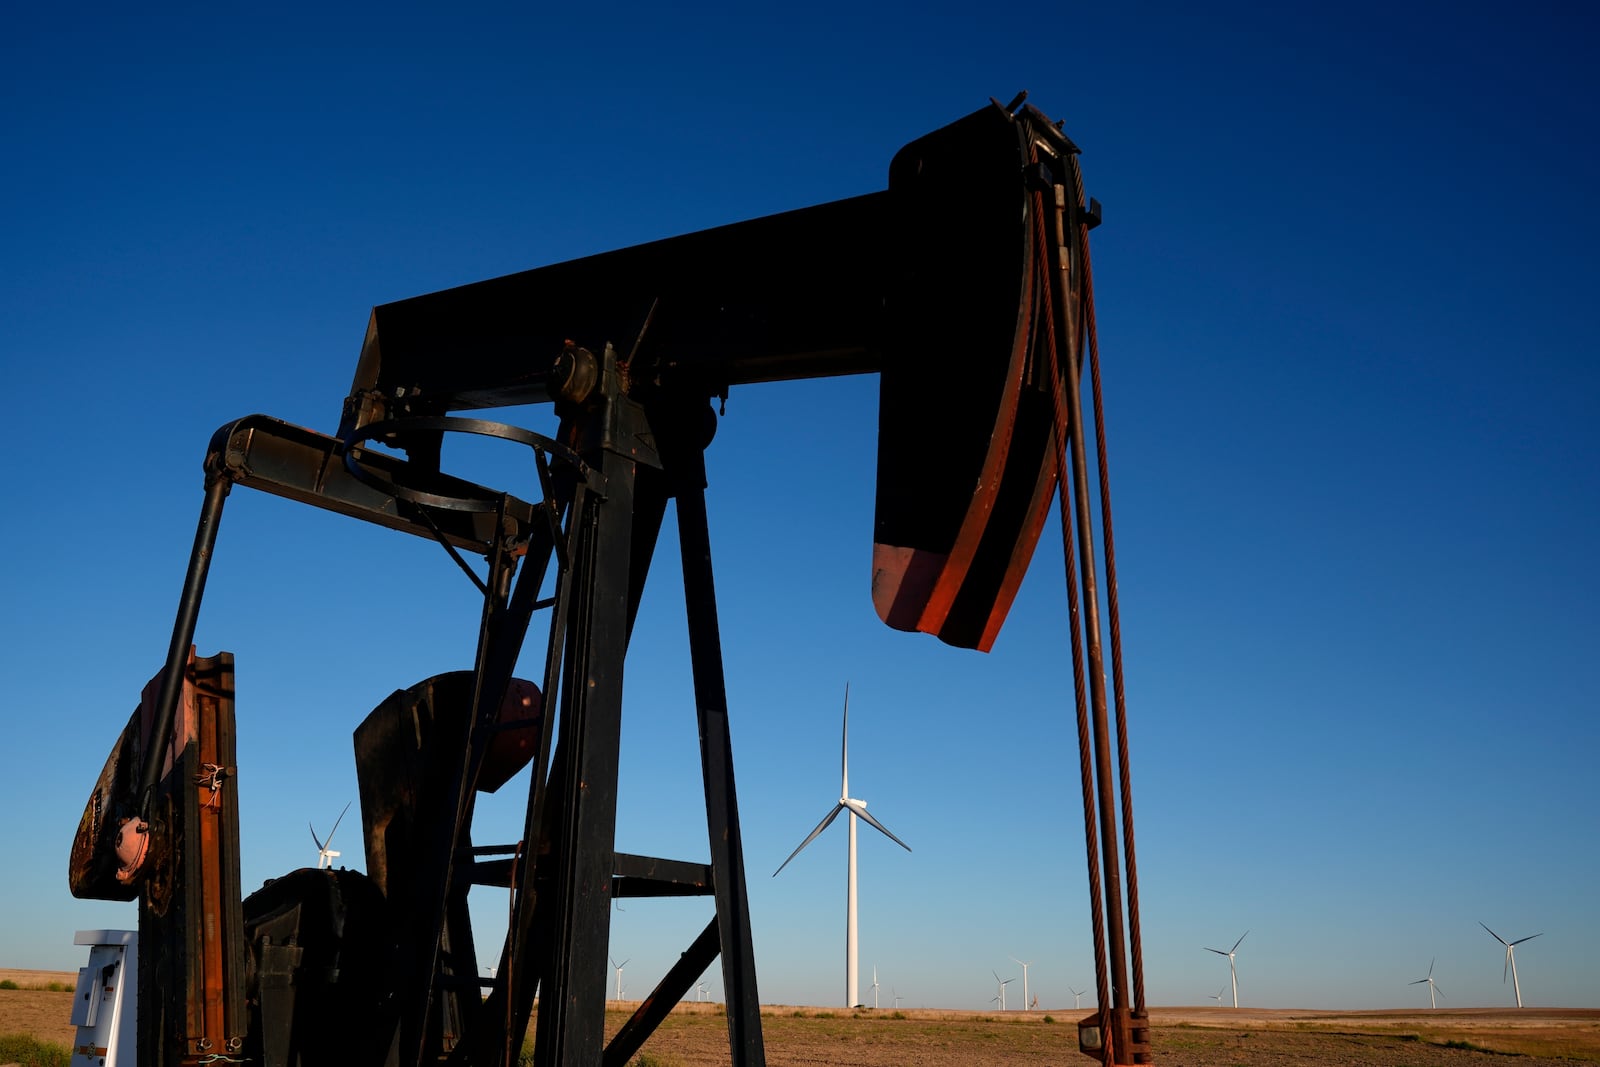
[140, 342, 770, 1065]
[123, 99, 1148, 1066]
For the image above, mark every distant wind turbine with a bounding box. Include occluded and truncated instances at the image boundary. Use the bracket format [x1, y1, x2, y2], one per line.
[696, 981, 708, 1003]
[871, 966, 881, 1008]
[992, 970, 1014, 1012]
[1207, 987, 1225, 1007]
[1480, 922, 1541, 1008]
[892, 987, 902, 1009]
[1010, 957, 1032, 1013]
[1204, 930, 1248, 1008]
[309, 801, 351, 870]
[773, 684, 912, 1007]
[1070, 986, 1086, 1010]
[609, 956, 630, 1002]
[1409, 958, 1443, 1009]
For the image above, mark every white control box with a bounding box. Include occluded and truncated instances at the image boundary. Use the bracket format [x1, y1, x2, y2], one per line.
[69, 930, 137, 1067]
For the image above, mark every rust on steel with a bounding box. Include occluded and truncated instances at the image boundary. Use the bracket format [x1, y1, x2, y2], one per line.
[69, 97, 1149, 1067]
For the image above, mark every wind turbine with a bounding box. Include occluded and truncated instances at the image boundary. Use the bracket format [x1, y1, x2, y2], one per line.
[609, 956, 629, 1002]
[892, 987, 903, 1009]
[696, 982, 708, 1003]
[309, 801, 351, 870]
[1010, 956, 1032, 1013]
[871, 966, 881, 1008]
[1480, 922, 1541, 1008]
[1204, 930, 1248, 1008]
[1207, 987, 1225, 1007]
[773, 684, 912, 1007]
[1409, 958, 1443, 1009]
[1070, 986, 1086, 1010]
[992, 970, 1014, 1012]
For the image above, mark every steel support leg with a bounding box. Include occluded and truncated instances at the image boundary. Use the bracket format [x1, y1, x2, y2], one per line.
[534, 420, 640, 1066]
[669, 414, 766, 1065]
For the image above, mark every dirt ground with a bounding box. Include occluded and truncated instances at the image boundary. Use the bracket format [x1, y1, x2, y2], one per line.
[0, 969, 79, 1050]
[5, 970, 1598, 1065]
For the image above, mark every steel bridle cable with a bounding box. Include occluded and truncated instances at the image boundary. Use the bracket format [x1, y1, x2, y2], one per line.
[1031, 165, 1113, 1026]
[1073, 154, 1147, 1018]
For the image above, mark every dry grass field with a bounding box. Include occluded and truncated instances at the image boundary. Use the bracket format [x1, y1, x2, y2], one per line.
[616, 1003, 1600, 1065]
[5, 968, 1598, 1065]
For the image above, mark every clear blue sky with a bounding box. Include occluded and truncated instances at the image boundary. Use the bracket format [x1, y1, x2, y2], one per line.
[3, 3, 1595, 1013]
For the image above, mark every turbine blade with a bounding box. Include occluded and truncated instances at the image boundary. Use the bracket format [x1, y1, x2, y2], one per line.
[1203, 947, 1228, 956]
[1231, 930, 1249, 953]
[841, 683, 850, 797]
[1428, 957, 1435, 978]
[1479, 921, 1510, 946]
[1409, 978, 1428, 985]
[1434, 982, 1444, 999]
[309, 822, 324, 850]
[772, 804, 845, 876]
[1511, 933, 1542, 946]
[1504, 949, 1511, 983]
[324, 800, 352, 849]
[853, 804, 913, 853]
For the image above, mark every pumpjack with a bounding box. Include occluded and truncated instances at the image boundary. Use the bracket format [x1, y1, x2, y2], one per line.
[70, 95, 1151, 1065]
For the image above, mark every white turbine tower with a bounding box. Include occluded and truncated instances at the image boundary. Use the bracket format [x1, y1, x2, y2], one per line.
[309, 801, 351, 870]
[1070, 986, 1086, 1010]
[1409, 958, 1443, 1009]
[1204, 930, 1248, 1008]
[609, 956, 629, 1002]
[1480, 922, 1541, 1008]
[1010, 957, 1032, 1013]
[773, 684, 912, 1007]
[991, 970, 1014, 1012]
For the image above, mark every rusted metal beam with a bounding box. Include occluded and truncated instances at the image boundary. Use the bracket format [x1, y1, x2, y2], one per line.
[208, 414, 538, 555]
[135, 653, 248, 1064]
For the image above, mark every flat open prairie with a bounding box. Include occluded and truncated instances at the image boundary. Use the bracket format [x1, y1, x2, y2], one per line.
[615, 1004, 1600, 1065]
[5, 975, 1598, 1065]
